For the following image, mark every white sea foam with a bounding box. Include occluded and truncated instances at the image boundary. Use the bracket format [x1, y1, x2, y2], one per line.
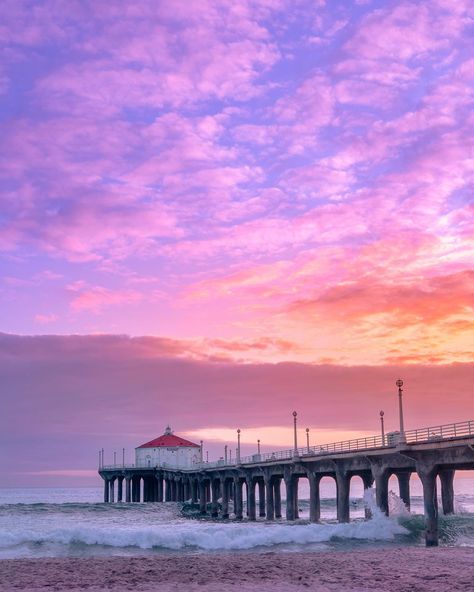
[0, 511, 408, 551]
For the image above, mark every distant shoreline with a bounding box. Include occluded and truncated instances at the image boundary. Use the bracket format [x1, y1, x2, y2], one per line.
[1, 547, 473, 591]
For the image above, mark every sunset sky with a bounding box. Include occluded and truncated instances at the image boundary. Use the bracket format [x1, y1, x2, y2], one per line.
[1, 1, 473, 486]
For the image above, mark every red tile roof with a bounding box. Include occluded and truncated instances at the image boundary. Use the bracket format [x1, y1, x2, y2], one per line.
[137, 434, 200, 448]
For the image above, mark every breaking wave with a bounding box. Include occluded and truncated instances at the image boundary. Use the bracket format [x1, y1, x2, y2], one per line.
[0, 511, 407, 553]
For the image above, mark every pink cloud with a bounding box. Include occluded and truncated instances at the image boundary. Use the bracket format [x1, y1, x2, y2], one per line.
[342, 3, 463, 62]
[34, 313, 58, 325]
[68, 285, 144, 312]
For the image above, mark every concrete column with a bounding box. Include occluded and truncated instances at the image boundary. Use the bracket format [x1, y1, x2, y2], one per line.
[362, 473, 374, 519]
[168, 480, 173, 501]
[234, 478, 243, 520]
[265, 478, 274, 520]
[373, 468, 390, 515]
[439, 469, 455, 515]
[109, 478, 115, 503]
[293, 477, 299, 519]
[308, 473, 321, 523]
[147, 478, 153, 502]
[336, 472, 350, 523]
[211, 479, 220, 518]
[176, 480, 182, 502]
[173, 479, 178, 502]
[199, 480, 207, 514]
[125, 477, 131, 502]
[163, 479, 170, 501]
[397, 472, 411, 511]
[274, 478, 282, 518]
[245, 481, 249, 516]
[136, 477, 142, 502]
[258, 480, 266, 517]
[156, 476, 163, 502]
[117, 477, 123, 502]
[285, 478, 295, 521]
[103, 478, 109, 503]
[221, 479, 229, 519]
[133, 477, 140, 502]
[191, 480, 198, 503]
[418, 467, 439, 547]
[247, 478, 256, 521]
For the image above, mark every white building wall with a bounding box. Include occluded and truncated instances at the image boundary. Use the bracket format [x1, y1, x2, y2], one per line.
[135, 446, 201, 468]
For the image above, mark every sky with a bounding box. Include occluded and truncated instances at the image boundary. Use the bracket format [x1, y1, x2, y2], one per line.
[0, 0, 473, 486]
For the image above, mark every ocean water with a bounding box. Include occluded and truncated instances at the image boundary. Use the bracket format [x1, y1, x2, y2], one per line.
[1, 476, 473, 558]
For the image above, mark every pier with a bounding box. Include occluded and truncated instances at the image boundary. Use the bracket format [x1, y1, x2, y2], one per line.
[99, 419, 474, 547]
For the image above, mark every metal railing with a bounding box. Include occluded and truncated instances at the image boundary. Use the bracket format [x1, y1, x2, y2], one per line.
[100, 419, 473, 471]
[404, 420, 474, 443]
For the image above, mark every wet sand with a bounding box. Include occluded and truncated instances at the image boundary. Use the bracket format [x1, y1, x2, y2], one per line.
[1, 547, 473, 592]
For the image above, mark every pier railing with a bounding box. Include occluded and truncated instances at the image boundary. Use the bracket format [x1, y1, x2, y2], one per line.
[100, 419, 474, 471]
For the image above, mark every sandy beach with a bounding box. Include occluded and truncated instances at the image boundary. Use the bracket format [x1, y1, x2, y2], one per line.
[0, 547, 472, 592]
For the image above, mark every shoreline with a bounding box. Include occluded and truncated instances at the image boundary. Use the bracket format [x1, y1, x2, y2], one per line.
[1, 547, 473, 592]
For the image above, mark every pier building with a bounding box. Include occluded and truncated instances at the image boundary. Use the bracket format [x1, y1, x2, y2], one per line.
[135, 426, 201, 469]
[99, 418, 474, 548]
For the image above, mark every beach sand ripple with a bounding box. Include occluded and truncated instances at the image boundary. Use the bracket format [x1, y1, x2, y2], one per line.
[0, 548, 472, 592]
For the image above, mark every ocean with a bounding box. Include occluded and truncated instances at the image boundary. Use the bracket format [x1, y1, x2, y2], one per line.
[1, 476, 473, 558]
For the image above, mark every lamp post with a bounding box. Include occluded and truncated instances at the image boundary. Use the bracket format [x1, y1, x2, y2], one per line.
[122, 448, 125, 467]
[206, 451, 209, 463]
[396, 379, 406, 443]
[200, 440, 203, 463]
[98, 450, 101, 468]
[293, 411, 298, 454]
[306, 428, 310, 453]
[237, 429, 241, 463]
[224, 445, 228, 464]
[257, 439, 261, 455]
[230, 449, 232, 463]
[114, 451, 116, 466]
[380, 411, 385, 446]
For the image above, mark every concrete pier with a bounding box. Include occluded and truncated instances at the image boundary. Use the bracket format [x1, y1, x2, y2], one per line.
[439, 469, 455, 514]
[265, 477, 274, 520]
[419, 467, 439, 547]
[397, 472, 411, 510]
[284, 476, 295, 521]
[234, 478, 243, 520]
[274, 478, 282, 518]
[336, 471, 350, 523]
[99, 420, 474, 547]
[258, 480, 266, 517]
[247, 478, 256, 521]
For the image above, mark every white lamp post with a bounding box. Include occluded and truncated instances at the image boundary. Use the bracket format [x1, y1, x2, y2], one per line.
[293, 411, 298, 454]
[237, 429, 241, 463]
[380, 410, 385, 446]
[396, 379, 406, 443]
